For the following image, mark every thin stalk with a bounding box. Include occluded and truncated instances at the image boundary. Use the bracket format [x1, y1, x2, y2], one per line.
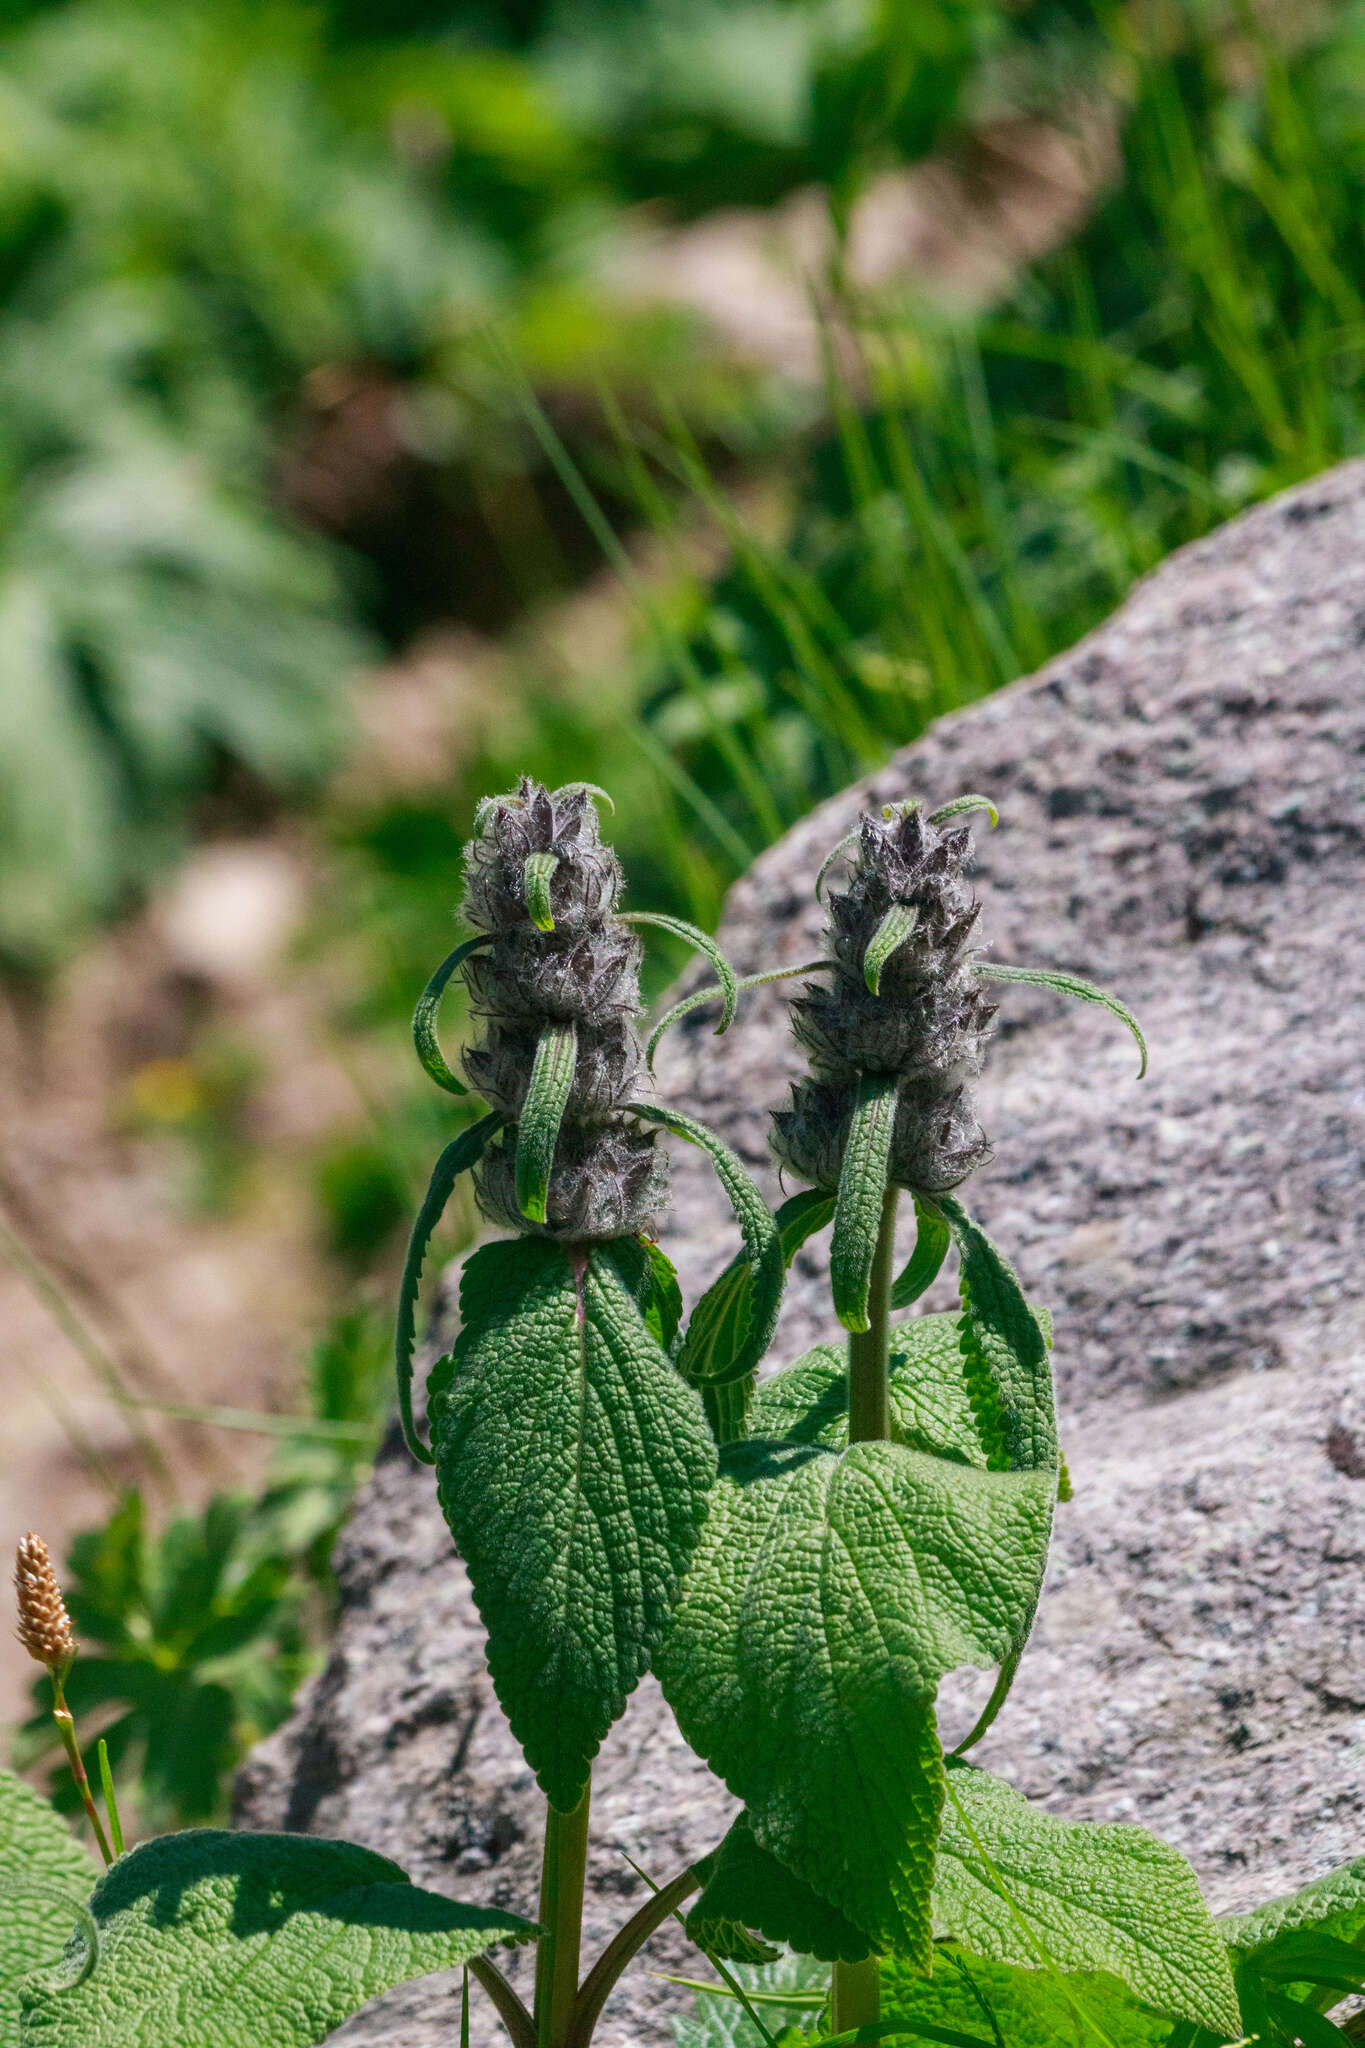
[834, 1181, 899, 2025]
[535, 1782, 591, 2048]
[845, 1184, 898, 1446]
[565, 1862, 704, 2048]
[50, 1670, 112, 1867]
[470, 1957, 536, 2048]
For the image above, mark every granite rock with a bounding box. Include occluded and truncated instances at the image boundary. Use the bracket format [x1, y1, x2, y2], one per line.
[237, 462, 1365, 2043]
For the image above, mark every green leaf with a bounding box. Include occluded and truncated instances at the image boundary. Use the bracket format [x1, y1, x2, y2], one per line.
[675, 1189, 835, 1396]
[523, 850, 559, 930]
[935, 1198, 1058, 1475]
[863, 903, 919, 995]
[514, 1018, 577, 1223]
[890, 1198, 952, 1311]
[750, 1314, 1004, 1465]
[970, 965, 1147, 1079]
[18, 1828, 535, 2046]
[688, 1813, 872, 1965]
[429, 1238, 716, 1810]
[619, 912, 738, 1032]
[928, 796, 999, 830]
[1221, 1856, 1365, 1964]
[934, 1766, 1241, 2037]
[647, 962, 831, 1071]
[629, 1104, 785, 1391]
[831, 1074, 899, 1332]
[881, 1946, 1171, 2048]
[412, 937, 490, 1097]
[0, 1768, 100, 2032]
[618, 1236, 685, 1353]
[393, 1111, 504, 1465]
[657, 1437, 1055, 1963]
[815, 829, 863, 903]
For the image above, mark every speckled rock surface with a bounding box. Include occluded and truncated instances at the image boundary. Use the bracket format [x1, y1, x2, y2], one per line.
[237, 462, 1365, 2044]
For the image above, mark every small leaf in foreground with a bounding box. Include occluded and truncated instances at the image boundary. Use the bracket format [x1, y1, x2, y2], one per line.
[18, 1828, 535, 2046]
[890, 1198, 951, 1311]
[688, 1812, 873, 1965]
[881, 1945, 1170, 2048]
[934, 1765, 1240, 2037]
[0, 1767, 99, 2032]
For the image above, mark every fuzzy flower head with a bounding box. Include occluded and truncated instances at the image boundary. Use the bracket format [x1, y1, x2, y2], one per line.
[772, 800, 998, 1196]
[458, 778, 666, 1240]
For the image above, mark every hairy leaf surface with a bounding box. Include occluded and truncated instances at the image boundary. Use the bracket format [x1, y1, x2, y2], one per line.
[882, 1946, 1170, 2048]
[749, 1319, 987, 1463]
[0, 1768, 99, 2031]
[936, 1767, 1240, 2036]
[890, 1196, 952, 1310]
[830, 1072, 898, 1332]
[676, 1189, 835, 1391]
[688, 1812, 872, 1964]
[18, 1829, 533, 2045]
[430, 1238, 715, 1809]
[1221, 1856, 1365, 1962]
[937, 1198, 1057, 1474]
[656, 1437, 1054, 1961]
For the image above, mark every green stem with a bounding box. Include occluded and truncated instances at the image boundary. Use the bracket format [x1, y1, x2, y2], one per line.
[830, 1953, 882, 2034]
[834, 1180, 899, 2027]
[51, 1672, 113, 1867]
[846, 1183, 898, 1446]
[535, 1781, 592, 2048]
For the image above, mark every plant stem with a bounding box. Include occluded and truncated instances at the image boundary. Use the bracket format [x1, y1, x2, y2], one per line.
[50, 1672, 113, 1867]
[846, 1183, 898, 1446]
[565, 1863, 703, 2048]
[535, 1781, 591, 2048]
[834, 1179, 899, 2027]
[830, 1952, 882, 2035]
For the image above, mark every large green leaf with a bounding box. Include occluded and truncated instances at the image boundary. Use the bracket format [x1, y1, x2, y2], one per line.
[0, 1768, 100, 2032]
[429, 1237, 716, 1810]
[1221, 1857, 1365, 1962]
[934, 1766, 1240, 2037]
[881, 1945, 1170, 2048]
[656, 1437, 1054, 1963]
[18, 1828, 534, 2046]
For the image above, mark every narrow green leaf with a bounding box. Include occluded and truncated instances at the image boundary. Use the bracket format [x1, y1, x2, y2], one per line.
[657, 1437, 1055, 1962]
[1264, 1990, 1348, 2045]
[929, 796, 999, 829]
[935, 1197, 1058, 1476]
[864, 904, 919, 995]
[688, 1813, 873, 1965]
[412, 936, 490, 1096]
[936, 1767, 1241, 2038]
[619, 912, 739, 1032]
[394, 1111, 504, 1465]
[890, 1197, 951, 1310]
[429, 1239, 716, 1810]
[628, 1104, 785, 1390]
[562, 780, 615, 814]
[971, 964, 1147, 1078]
[815, 829, 863, 903]
[0, 1768, 99, 2032]
[18, 1829, 535, 2047]
[523, 850, 559, 931]
[675, 1189, 836, 1396]
[831, 1073, 899, 1332]
[514, 1019, 577, 1223]
[647, 961, 832, 1071]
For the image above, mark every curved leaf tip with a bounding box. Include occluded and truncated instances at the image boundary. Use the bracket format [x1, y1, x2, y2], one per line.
[972, 963, 1147, 1077]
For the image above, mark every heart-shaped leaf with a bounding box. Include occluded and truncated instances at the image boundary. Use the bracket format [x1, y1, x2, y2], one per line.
[934, 1766, 1240, 2038]
[657, 1437, 1054, 1963]
[18, 1828, 534, 2046]
[429, 1237, 716, 1810]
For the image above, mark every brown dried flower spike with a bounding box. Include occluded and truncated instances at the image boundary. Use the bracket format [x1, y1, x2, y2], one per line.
[14, 1530, 75, 1671]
